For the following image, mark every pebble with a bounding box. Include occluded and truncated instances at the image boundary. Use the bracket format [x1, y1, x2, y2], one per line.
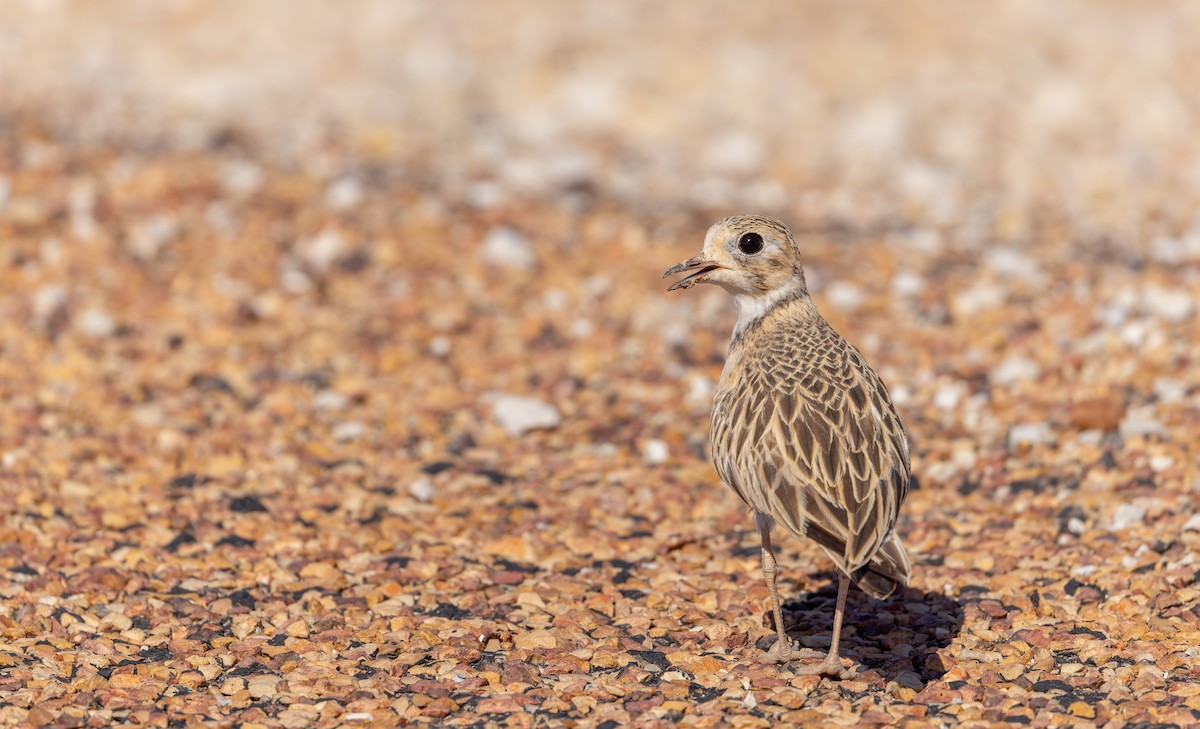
[1008, 422, 1054, 448]
[1140, 284, 1193, 323]
[76, 307, 116, 338]
[332, 421, 366, 442]
[991, 356, 1040, 386]
[1118, 408, 1165, 439]
[325, 177, 364, 210]
[641, 439, 669, 465]
[1182, 513, 1200, 532]
[1109, 504, 1147, 531]
[429, 336, 452, 357]
[490, 395, 561, 436]
[313, 390, 349, 411]
[409, 478, 435, 503]
[481, 227, 536, 271]
[825, 281, 865, 311]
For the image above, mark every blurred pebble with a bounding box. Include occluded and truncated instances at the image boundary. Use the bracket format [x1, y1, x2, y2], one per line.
[429, 336, 451, 357]
[490, 395, 560, 436]
[1182, 513, 1200, 532]
[1119, 407, 1165, 439]
[641, 439, 669, 465]
[1140, 284, 1193, 323]
[481, 227, 535, 271]
[1110, 504, 1146, 530]
[313, 390, 348, 411]
[76, 307, 115, 338]
[409, 477, 435, 503]
[333, 421, 366, 441]
[325, 177, 364, 210]
[1008, 422, 1053, 448]
[991, 356, 1039, 386]
[826, 281, 865, 311]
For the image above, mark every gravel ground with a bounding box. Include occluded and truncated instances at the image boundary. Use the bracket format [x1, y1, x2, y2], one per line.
[1, 1, 1200, 727]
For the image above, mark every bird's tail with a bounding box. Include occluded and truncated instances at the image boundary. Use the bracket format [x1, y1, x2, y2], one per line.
[853, 532, 911, 599]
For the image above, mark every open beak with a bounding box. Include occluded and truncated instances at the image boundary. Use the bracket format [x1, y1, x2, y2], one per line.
[663, 255, 722, 291]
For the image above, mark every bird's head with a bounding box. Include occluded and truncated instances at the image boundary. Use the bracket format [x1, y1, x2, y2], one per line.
[664, 214, 808, 300]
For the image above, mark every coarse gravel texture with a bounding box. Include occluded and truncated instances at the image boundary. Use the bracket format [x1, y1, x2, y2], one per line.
[2, 1, 1200, 727]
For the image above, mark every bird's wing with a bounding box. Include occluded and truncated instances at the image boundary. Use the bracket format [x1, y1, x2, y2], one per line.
[713, 328, 909, 574]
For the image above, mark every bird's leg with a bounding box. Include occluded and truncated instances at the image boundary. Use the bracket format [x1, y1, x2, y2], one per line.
[791, 572, 855, 679]
[757, 513, 821, 663]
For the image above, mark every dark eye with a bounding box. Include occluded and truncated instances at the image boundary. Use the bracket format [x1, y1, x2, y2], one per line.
[738, 232, 764, 255]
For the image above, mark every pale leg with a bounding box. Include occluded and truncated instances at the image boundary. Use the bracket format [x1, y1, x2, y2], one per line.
[757, 513, 821, 663]
[791, 572, 855, 678]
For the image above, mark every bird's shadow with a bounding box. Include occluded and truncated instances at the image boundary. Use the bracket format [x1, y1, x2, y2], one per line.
[773, 571, 963, 686]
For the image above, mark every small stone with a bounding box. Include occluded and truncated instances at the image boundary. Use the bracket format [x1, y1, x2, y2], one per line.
[641, 439, 669, 465]
[480, 226, 536, 271]
[76, 307, 116, 338]
[1119, 407, 1165, 439]
[1008, 422, 1054, 448]
[1140, 284, 1193, 323]
[429, 336, 451, 357]
[991, 356, 1040, 386]
[298, 228, 344, 272]
[313, 390, 349, 411]
[344, 713, 373, 723]
[325, 177, 364, 210]
[1110, 504, 1147, 531]
[490, 395, 560, 436]
[826, 281, 865, 311]
[1181, 513, 1200, 532]
[1068, 701, 1096, 719]
[1068, 397, 1125, 431]
[409, 478, 435, 503]
[332, 421, 366, 442]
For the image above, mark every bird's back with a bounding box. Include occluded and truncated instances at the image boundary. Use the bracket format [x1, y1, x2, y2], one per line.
[710, 296, 911, 596]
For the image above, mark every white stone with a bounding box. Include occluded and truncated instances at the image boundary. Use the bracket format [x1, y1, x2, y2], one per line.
[313, 390, 348, 411]
[1110, 503, 1147, 530]
[33, 284, 68, 322]
[826, 281, 865, 311]
[408, 477, 435, 503]
[1008, 422, 1054, 448]
[480, 226, 536, 271]
[1141, 284, 1193, 323]
[344, 713, 374, 723]
[325, 177, 364, 211]
[1182, 513, 1200, 532]
[332, 421, 366, 442]
[933, 380, 966, 411]
[642, 439, 669, 465]
[429, 336, 451, 357]
[1119, 407, 1165, 439]
[891, 270, 924, 298]
[1150, 455, 1174, 473]
[1153, 378, 1187, 403]
[490, 395, 560, 436]
[1067, 517, 1086, 536]
[76, 307, 115, 338]
[953, 284, 1005, 316]
[991, 356, 1040, 386]
[298, 228, 343, 271]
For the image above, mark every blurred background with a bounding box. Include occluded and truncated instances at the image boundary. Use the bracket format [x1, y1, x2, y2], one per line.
[5, 0, 1200, 229]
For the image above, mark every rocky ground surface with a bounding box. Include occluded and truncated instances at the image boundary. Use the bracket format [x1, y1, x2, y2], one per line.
[2, 1, 1200, 727]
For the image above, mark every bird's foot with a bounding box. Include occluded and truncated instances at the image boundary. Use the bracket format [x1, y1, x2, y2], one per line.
[789, 655, 857, 680]
[764, 638, 824, 664]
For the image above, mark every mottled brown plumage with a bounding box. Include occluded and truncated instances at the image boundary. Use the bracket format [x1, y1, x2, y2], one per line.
[665, 214, 912, 678]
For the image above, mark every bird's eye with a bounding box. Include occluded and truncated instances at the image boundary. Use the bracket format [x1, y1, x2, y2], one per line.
[738, 232, 764, 255]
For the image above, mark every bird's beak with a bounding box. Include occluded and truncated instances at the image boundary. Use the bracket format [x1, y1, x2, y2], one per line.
[663, 255, 722, 291]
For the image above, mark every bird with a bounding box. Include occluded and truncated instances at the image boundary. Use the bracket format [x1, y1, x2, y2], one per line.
[663, 214, 912, 678]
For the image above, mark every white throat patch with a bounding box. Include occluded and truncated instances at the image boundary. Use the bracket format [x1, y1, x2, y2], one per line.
[731, 282, 803, 339]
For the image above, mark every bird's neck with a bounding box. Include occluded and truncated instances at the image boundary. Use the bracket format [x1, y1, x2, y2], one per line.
[730, 279, 813, 340]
